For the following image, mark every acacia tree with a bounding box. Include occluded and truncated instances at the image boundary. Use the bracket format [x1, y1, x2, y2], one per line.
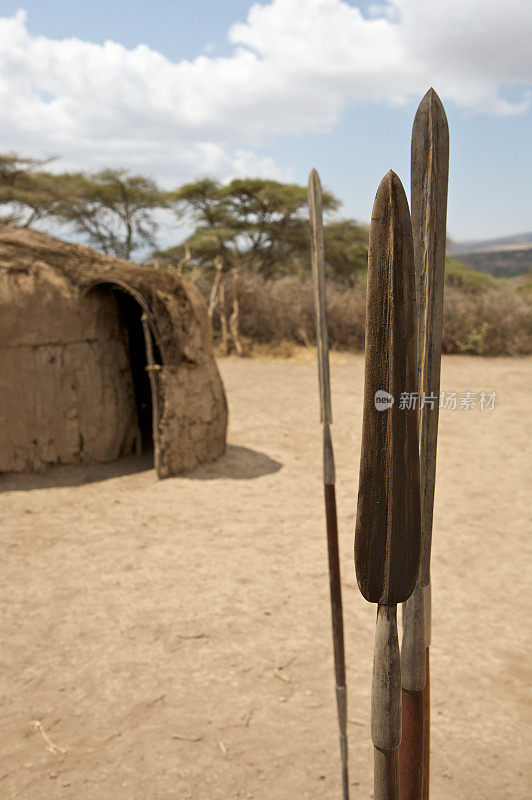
[323, 219, 369, 285]
[0, 153, 76, 228]
[164, 177, 340, 277]
[162, 178, 239, 272]
[156, 176, 368, 283]
[55, 168, 168, 260]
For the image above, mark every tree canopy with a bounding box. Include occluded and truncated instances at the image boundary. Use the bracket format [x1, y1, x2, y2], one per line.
[53, 169, 168, 260]
[155, 177, 367, 283]
[0, 153, 369, 280]
[0, 156, 168, 259]
[167, 177, 341, 277]
[0, 153, 75, 228]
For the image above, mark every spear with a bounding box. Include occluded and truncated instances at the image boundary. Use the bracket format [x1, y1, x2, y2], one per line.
[399, 89, 449, 800]
[308, 168, 349, 800]
[354, 171, 422, 800]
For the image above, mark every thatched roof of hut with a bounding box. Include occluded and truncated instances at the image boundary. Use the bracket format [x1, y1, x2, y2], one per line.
[0, 224, 212, 366]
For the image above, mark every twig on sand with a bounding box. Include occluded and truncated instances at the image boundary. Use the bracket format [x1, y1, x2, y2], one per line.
[146, 693, 166, 707]
[176, 632, 209, 640]
[278, 656, 296, 670]
[104, 731, 122, 743]
[273, 667, 291, 684]
[31, 720, 67, 755]
[242, 710, 254, 727]
[172, 733, 203, 742]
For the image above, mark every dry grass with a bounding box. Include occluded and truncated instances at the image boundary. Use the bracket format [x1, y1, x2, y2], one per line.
[198, 270, 532, 357]
[442, 285, 532, 355]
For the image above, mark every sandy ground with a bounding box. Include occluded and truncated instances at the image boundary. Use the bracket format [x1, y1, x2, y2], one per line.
[1, 354, 531, 800]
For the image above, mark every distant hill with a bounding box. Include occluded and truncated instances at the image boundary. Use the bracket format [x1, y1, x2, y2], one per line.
[447, 232, 532, 277]
[447, 232, 532, 254]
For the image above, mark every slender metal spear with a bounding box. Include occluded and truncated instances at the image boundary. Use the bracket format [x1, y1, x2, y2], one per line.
[308, 168, 349, 800]
[399, 88, 449, 800]
[354, 171, 422, 800]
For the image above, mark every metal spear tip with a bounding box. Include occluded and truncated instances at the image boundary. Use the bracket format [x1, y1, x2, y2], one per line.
[354, 170, 421, 606]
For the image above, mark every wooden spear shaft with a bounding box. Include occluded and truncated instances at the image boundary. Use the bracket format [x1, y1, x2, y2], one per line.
[399, 88, 449, 800]
[308, 168, 349, 800]
[355, 171, 422, 800]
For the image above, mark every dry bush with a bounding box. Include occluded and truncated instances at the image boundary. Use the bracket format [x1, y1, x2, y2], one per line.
[443, 285, 532, 355]
[326, 281, 366, 350]
[196, 269, 531, 356]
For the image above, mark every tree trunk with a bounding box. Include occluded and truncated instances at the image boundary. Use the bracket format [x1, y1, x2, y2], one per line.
[208, 255, 223, 320]
[219, 281, 229, 355]
[229, 268, 243, 356]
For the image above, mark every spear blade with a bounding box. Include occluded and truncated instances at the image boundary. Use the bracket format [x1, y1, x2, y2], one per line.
[400, 87, 449, 800]
[308, 168, 349, 800]
[309, 169, 333, 428]
[412, 87, 449, 594]
[355, 170, 421, 607]
[354, 170, 421, 800]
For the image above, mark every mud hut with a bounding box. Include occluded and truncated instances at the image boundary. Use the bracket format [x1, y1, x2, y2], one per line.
[0, 225, 228, 477]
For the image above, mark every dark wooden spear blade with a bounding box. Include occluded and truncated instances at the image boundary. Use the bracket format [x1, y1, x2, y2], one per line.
[411, 87, 449, 589]
[409, 86, 449, 800]
[354, 170, 421, 606]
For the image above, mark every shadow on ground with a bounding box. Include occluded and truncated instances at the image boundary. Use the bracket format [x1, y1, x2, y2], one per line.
[0, 446, 282, 492]
[182, 444, 283, 480]
[0, 452, 155, 492]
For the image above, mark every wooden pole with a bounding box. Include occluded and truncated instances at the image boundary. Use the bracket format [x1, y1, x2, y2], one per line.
[354, 171, 421, 800]
[229, 267, 244, 356]
[176, 244, 191, 276]
[399, 88, 449, 800]
[308, 168, 349, 800]
[219, 281, 229, 355]
[141, 313, 160, 476]
[208, 255, 223, 320]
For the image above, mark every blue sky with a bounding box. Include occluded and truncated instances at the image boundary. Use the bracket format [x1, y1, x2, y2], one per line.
[0, 0, 531, 245]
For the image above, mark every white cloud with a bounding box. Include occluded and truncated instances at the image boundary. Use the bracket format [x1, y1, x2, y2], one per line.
[0, 3, 530, 184]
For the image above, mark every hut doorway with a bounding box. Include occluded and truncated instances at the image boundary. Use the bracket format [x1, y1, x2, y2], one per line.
[114, 289, 158, 454]
[87, 281, 162, 459]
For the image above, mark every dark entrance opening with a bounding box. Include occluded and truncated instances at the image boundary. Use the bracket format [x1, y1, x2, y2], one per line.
[86, 279, 163, 463]
[110, 289, 162, 454]
[113, 291, 149, 452]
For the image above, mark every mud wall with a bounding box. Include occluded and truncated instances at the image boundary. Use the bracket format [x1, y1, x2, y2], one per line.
[0, 265, 139, 472]
[156, 359, 228, 477]
[0, 259, 228, 476]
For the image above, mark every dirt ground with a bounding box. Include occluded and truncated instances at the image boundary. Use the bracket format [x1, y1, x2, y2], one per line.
[1, 354, 530, 800]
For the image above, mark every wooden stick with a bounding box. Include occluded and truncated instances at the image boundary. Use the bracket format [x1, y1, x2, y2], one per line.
[141, 313, 160, 475]
[218, 281, 229, 355]
[308, 168, 349, 800]
[229, 267, 244, 356]
[355, 171, 421, 800]
[208, 255, 223, 319]
[176, 244, 191, 276]
[399, 583, 424, 799]
[399, 88, 449, 800]
[373, 606, 401, 800]
[422, 649, 430, 799]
